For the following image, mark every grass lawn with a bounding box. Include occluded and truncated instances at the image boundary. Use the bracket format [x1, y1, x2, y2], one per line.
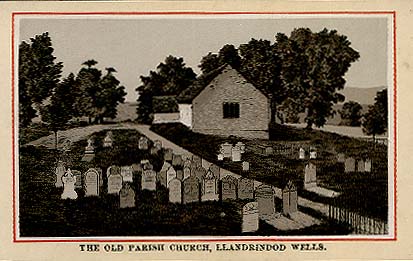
[150, 123, 388, 221]
[18, 128, 351, 237]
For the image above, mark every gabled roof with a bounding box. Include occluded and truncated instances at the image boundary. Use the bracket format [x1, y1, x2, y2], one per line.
[176, 64, 270, 104]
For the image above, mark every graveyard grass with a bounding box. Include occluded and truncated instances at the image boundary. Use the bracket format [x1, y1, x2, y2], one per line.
[19, 128, 351, 237]
[150, 123, 388, 221]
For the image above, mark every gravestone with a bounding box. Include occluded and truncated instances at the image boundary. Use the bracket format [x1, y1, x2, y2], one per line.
[231, 146, 241, 162]
[84, 168, 100, 197]
[221, 143, 232, 158]
[107, 165, 121, 178]
[131, 163, 142, 173]
[201, 159, 212, 170]
[119, 183, 135, 208]
[138, 136, 149, 150]
[121, 166, 133, 183]
[209, 164, 220, 179]
[242, 202, 259, 233]
[81, 138, 95, 162]
[150, 146, 160, 155]
[236, 141, 246, 154]
[238, 178, 254, 200]
[193, 166, 207, 184]
[168, 178, 182, 204]
[183, 176, 200, 204]
[176, 170, 184, 181]
[96, 168, 104, 188]
[103, 131, 113, 148]
[158, 162, 171, 186]
[282, 180, 298, 216]
[153, 140, 162, 150]
[164, 148, 173, 161]
[192, 155, 202, 167]
[55, 161, 66, 188]
[310, 151, 317, 159]
[242, 161, 250, 172]
[299, 148, 305, 159]
[61, 169, 78, 200]
[265, 146, 273, 155]
[202, 170, 218, 201]
[142, 170, 156, 191]
[172, 154, 183, 167]
[344, 157, 356, 173]
[337, 153, 346, 163]
[255, 184, 275, 218]
[217, 153, 224, 161]
[183, 167, 191, 180]
[304, 162, 317, 189]
[221, 175, 237, 200]
[365, 159, 372, 172]
[72, 170, 83, 189]
[166, 166, 177, 188]
[107, 170, 123, 195]
[183, 159, 192, 169]
[142, 160, 153, 171]
[357, 159, 365, 172]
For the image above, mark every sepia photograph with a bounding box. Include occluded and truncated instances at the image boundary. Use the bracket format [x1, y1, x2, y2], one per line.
[14, 12, 395, 240]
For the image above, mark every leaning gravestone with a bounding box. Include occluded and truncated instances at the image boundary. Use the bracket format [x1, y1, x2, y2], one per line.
[72, 170, 83, 189]
[168, 178, 182, 204]
[231, 146, 241, 162]
[242, 202, 259, 233]
[172, 154, 183, 167]
[221, 175, 237, 200]
[138, 136, 149, 150]
[238, 178, 254, 200]
[84, 168, 100, 197]
[164, 148, 173, 162]
[183, 176, 200, 204]
[344, 157, 356, 173]
[61, 169, 78, 200]
[304, 163, 317, 189]
[142, 170, 156, 191]
[255, 184, 275, 218]
[107, 170, 123, 195]
[55, 161, 66, 188]
[365, 159, 372, 172]
[166, 166, 177, 188]
[202, 170, 218, 201]
[282, 180, 298, 216]
[121, 166, 134, 183]
[119, 183, 135, 208]
[357, 159, 365, 172]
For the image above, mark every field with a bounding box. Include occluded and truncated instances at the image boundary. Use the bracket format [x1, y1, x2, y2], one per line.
[18, 127, 351, 237]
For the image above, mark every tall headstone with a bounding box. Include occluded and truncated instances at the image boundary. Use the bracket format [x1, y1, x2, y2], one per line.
[168, 178, 182, 204]
[238, 178, 254, 200]
[344, 157, 356, 173]
[72, 170, 83, 189]
[142, 170, 157, 191]
[107, 170, 123, 195]
[61, 169, 78, 200]
[158, 162, 171, 186]
[119, 183, 135, 208]
[202, 170, 218, 201]
[304, 162, 317, 189]
[299, 148, 305, 160]
[221, 175, 237, 200]
[255, 184, 275, 218]
[121, 166, 134, 183]
[166, 166, 177, 188]
[242, 202, 259, 233]
[357, 159, 365, 172]
[164, 148, 173, 162]
[55, 161, 66, 188]
[183, 166, 191, 180]
[183, 176, 200, 204]
[138, 136, 149, 150]
[282, 180, 298, 216]
[84, 168, 100, 197]
[365, 159, 372, 172]
[231, 146, 241, 162]
[221, 143, 232, 159]
[103, 131, 113, 148]
[172, 154, 183, 167]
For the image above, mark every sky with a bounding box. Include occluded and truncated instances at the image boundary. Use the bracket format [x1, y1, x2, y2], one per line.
[19, 15, 390, 102]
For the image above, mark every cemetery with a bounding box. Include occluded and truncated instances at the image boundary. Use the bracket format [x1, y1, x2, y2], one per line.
[19, 128, 355, 237]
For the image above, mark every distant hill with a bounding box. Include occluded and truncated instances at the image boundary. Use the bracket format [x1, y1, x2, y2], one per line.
[339, 86, 387, 105]
[114, 102, 137, 122]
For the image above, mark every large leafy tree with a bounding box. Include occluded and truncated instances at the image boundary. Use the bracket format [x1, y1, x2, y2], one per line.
[136, 56, 196, 123]
[276, 28, 360, 129]
[18, 32, 63, 127]
[199, 44, 241, 74]
[339, 101, 363, 126]
[362, 89, 388, 141]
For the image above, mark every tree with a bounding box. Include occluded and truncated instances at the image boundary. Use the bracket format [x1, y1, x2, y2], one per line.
[339, 101, 363, 126]
[40, 74, 74, 149]
[136, 56, 196, 123]
[198, 44, 241, 74]
[18, 32, 63, 127]
[275, 28, 360, 129]
[362, 89, 388, 141]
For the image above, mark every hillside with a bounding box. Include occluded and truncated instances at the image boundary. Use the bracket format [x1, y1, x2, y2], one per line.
[339, 86, 386, 105]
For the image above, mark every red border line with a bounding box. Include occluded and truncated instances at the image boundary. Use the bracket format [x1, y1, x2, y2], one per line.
[12, 11, 397, 243]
